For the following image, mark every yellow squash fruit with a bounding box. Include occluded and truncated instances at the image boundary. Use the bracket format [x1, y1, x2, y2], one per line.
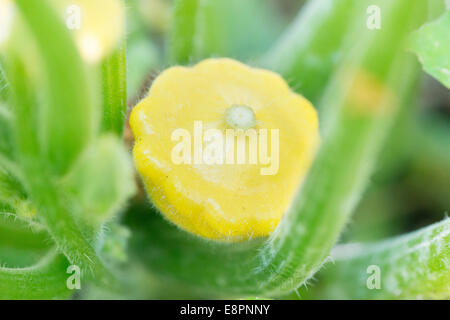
[130, 58, 319, 241]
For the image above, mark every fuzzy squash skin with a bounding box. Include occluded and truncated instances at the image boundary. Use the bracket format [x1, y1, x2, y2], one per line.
[130, 58, 319, 241]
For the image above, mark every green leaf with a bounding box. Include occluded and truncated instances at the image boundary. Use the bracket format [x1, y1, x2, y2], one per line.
[64, 135, 136, 226]
[126, 35, 159, 99]
[409, 10, 450, 88]
[99, 223, 131, 264]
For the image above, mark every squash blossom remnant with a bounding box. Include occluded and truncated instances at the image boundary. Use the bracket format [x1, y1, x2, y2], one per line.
[138, 0, 172, 34]
[346, 70, 393, 115]
[130, 58, 319, 241]
[0, 0, 14, 46]
[53, 0, 124, 63]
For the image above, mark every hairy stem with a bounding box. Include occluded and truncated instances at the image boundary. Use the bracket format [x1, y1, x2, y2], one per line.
[101, 41, 127, 135]
[261, 0, 363, 103]
[0, 64, 8, 102]
[317, 218, 450, 299]
[0, 250, 71, 299]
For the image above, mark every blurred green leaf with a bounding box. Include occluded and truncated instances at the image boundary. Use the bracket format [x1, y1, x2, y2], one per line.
[407, 114, 450, 211]
[126, 35, 159, 99]
[13, 0, 98, 176]
[193, 0, 283, 60]
[99, 224, 131, 263]
[169, 0, 283, 64]
[64, 135, 136, 226]
[410, 10, 450, 88]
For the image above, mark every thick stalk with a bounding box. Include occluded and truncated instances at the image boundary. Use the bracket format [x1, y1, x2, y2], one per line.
[101, 41, 127, 135]
[169, 0, 199, 64]
[316, 219, 450, 299]
[0, 250, 71, 299]
[261, 0, 362, 103]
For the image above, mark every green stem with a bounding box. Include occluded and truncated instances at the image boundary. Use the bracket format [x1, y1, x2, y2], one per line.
[101, 41, 127, 135]
[0, 64, 8, 102]
[0, 212, 50, 267]
[0, 153, 25, 198]
[0, 211, 46, 232]
[0, 103, 14, 158]
[169, 0, 199, 64]
[0, 250, 71, 299]
[192, 0, 227, 60]
[261, 0, 363, 103]
[317, 218, 450, 299]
